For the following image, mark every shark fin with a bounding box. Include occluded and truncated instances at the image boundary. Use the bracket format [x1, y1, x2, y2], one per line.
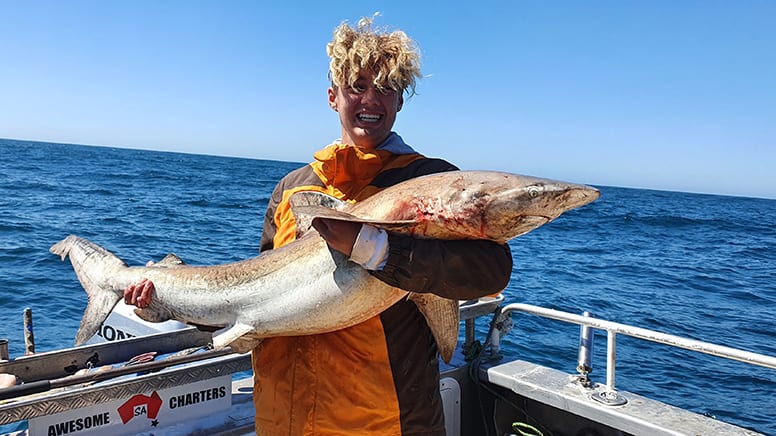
[153, 253, 186, 268]
[292, 205, 416, 231]
[289, 190, 421, 238]
[133, 300, 175, 323]
[289, 191, 348, 237]
[76, 292, 122, 346]
[289, 190, 347, 210]
[408, 293, 460, 363]
[212, 322, 256, 351]
[227, 334, 263, 354]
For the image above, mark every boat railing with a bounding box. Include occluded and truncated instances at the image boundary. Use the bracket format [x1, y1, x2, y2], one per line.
[489, 303, 776, 405]
[459, 294, 505, 350]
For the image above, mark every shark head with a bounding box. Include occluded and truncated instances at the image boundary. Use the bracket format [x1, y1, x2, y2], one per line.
[468, 173, 601, 242]
[293, 171, 600, 243]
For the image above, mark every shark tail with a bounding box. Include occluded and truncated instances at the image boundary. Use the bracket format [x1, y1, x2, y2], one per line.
[50, 235, 128, 346]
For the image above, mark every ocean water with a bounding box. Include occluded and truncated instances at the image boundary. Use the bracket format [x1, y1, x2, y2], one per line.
[1, 138, 774, 434]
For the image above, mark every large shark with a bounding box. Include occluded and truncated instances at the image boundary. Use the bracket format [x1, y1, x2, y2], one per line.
[50, 171, 599, 361]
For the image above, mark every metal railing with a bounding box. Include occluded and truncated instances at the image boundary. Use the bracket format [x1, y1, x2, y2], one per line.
[491, 303, 776, 396]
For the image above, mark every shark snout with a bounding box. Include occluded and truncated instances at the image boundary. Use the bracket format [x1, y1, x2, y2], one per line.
[563, 184, 601, 211]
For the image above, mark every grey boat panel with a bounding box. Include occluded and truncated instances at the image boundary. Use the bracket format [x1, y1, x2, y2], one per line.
[487, 359, 763, 436]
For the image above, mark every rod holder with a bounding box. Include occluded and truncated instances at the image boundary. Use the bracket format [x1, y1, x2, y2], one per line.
[0, 338, 9, 361]
[576, 311, 594, 383]
[24, 308, 35, 355]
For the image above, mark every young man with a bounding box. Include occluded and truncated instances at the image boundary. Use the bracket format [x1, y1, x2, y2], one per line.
[252, 17, 512, 435]
[126, 16, 512, 435]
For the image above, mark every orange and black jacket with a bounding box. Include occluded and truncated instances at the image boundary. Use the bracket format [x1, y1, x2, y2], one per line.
[252, 140, 512, 435]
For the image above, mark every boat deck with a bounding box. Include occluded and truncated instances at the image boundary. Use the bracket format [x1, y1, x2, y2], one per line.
[1, 297, 773, 435]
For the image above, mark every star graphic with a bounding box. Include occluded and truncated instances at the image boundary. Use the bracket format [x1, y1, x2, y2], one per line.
[151, 419, 160, 427]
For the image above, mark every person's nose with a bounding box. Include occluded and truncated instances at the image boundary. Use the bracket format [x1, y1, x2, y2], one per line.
[361, 85, 380, 105]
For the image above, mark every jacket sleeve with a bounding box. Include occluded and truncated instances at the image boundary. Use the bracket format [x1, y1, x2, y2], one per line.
[370, 232, 513, 301]
[259, 180, 284, 252]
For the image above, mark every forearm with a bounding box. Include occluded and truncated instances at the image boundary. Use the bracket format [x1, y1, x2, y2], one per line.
[371, 233, 513, 300]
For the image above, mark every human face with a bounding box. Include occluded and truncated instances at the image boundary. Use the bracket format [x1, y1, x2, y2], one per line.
[328, 69, 404, 149]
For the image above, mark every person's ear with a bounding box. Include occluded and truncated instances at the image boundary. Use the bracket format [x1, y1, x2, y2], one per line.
[328, 87, 338, 111]
[397, 94, 404, 112]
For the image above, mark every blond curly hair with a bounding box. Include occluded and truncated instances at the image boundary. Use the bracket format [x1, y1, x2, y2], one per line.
[326, 15, 422, 97]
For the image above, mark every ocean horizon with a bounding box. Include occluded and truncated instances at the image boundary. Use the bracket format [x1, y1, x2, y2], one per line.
[5, 137, 773, 201]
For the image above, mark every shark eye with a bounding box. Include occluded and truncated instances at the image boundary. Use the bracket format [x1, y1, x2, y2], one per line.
[528, 187, 540, 198]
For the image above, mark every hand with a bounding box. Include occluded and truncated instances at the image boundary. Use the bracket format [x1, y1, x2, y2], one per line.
[124, 275, 155, 309]
[312, 218, 362, 257]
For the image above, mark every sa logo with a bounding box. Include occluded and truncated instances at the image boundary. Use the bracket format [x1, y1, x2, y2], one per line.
[117, 392, 163, 425]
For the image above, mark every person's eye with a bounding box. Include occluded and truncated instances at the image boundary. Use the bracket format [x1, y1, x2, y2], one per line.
[350, 84, 366, 94]
[377, 86, 395, 96]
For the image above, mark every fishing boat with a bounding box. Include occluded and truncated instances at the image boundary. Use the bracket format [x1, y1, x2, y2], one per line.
[1, 296, 773, 436]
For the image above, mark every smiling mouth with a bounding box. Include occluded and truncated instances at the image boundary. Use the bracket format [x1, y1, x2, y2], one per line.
[357, 113, 382, 123]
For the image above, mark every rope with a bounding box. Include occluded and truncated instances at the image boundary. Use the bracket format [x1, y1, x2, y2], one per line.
[512, 421, 544, 436]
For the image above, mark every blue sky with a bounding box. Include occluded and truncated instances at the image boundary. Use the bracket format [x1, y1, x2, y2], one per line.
[1, 1, 774, 199]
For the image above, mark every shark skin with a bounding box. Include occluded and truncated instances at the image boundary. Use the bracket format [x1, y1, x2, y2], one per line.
[50, 170, 599, 362]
